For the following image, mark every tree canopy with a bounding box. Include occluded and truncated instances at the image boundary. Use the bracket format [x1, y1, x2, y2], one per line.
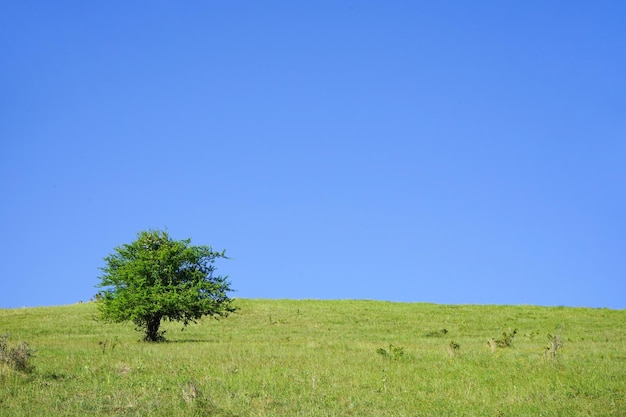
[96, 229, 235, 341]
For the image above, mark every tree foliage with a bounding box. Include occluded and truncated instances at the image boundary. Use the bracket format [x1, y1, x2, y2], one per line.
[96, 230, 235, 341]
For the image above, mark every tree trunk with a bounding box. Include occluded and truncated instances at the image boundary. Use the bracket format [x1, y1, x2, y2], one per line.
[145, 315, 163, 342]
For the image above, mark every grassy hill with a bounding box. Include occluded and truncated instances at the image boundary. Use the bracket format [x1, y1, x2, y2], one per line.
[1, 299, 624, 416]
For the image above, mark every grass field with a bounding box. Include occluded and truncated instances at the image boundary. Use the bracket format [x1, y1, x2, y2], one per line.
[1, 299, 624, 416]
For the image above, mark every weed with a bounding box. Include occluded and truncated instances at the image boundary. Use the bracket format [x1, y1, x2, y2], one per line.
[181, 380, 200, 405]
[0, 334, 35, 373]
[376, 344, 405, 360]
[545, 326, 564, 360]
[448, 340, 460, 357]
[180, 380, 235, 416]
[380, 368, 387, 393]
[524, 330, 540, 341]
[268, 315, 286, 325]
[98, 336, 119, 353]
[488, 329, 517, 350]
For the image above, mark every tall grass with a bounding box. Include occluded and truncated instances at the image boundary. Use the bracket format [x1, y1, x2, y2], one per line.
[1, 299, 624, 416]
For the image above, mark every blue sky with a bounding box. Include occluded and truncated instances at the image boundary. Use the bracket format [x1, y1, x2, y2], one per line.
[1, 1, 624, 309]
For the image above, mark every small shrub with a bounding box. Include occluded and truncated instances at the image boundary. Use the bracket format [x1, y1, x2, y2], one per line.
[376, 347, 388, 357]
[489, 329, 517, 349]
[545, 327, 564, 360]
[376, 344, 405, 360]
[0, 334, 35, 373]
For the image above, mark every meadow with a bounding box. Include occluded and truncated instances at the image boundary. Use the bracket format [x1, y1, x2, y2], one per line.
[1, 299, 624, 416]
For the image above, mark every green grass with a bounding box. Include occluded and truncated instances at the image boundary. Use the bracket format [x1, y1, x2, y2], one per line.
[1, 299, 625, 416]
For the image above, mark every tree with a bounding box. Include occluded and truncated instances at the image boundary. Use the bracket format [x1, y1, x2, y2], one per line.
[96, 229, 235, 341]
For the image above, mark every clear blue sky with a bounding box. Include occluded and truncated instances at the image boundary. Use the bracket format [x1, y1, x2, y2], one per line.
[1, 2, 624, 309]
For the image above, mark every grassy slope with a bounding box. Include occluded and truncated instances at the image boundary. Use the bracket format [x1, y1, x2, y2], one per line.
[1, 299, 624, 416]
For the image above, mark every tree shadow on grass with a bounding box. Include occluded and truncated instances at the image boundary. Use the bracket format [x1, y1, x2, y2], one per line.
[163, 338, 217, 344]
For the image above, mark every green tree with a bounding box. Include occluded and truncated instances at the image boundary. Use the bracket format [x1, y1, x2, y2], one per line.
[96, 229, 235, 341]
